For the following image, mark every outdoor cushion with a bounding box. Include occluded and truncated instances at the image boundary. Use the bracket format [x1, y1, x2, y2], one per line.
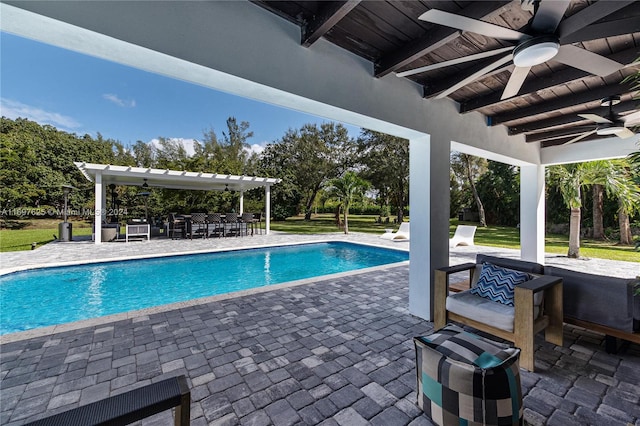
[470, 262, 531, 306]
[447, 290, 515, 332]
[414, 324, 522, 426]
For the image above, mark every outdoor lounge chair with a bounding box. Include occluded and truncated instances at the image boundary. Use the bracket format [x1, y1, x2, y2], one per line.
[380, 222, 410, 241]
[25, 375, 190, 426]
[449, 224, 476, 248]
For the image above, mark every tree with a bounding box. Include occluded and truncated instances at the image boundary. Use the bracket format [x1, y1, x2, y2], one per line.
[549, 163, 585, 258]
[260, 122, 354, 220]
[582, 160, 640, 245]
[327, 172, 369, 234]
[356, 130, 409, 223]
[592, 184, 605, 239]
[550, 160, 640, 257]
[451, 152, 488, 226]
[476, 161, 520, 226]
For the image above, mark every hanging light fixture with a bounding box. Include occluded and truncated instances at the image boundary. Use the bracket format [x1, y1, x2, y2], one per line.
[142, 178, 149, 188]
[224, 184, 229, 192]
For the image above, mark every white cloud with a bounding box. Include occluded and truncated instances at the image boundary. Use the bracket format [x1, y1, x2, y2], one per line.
[102, 93, 136, 108]
[149, 138, 197, 156]
[244, 143, 265, 156]
[0, 98, 81, 129]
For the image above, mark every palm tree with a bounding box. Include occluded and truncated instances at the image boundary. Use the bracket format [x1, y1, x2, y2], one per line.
[551, 161, 640, 257]
[588, 160, 640, 245]
[327, 172, 369, 234]
[550, 163, 585, 258]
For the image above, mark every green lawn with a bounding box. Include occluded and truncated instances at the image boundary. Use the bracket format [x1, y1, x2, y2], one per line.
[271, 214, 640, 263]
[0, 219, 93, 252]
[2, 215, 638, 262]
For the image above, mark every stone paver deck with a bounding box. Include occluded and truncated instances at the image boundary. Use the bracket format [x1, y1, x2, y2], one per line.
[1, 233, 639, 425]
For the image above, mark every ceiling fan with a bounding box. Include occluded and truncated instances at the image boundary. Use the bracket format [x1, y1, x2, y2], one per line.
[564, 96, 640, 145]
[397, 0, 626, 100]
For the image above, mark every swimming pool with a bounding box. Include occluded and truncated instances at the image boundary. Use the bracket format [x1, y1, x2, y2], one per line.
[0, 242, 408, 335]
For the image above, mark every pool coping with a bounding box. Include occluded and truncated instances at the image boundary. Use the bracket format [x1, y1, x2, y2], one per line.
[0, 238, 408, 276]
[1, 239, 409, 343]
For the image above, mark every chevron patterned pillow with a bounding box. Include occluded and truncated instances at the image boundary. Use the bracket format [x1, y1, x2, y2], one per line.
[470, 262, 531, 306]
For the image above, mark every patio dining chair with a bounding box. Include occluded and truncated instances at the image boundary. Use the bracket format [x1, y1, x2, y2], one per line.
[225, 212, 242, 237]
[253, 212, 262, 235]
[190, 212, 208, 239]
[241, 212, 255, 236]
[207, 213, 225, 238]
[167, 213, 186, 239]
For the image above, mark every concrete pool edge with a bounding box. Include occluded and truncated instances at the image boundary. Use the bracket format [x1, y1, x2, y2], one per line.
[0, 237, 408, 276]
[1, 239, 409, 343]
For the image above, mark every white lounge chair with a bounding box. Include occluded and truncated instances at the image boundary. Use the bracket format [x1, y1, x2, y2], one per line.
[380, 222, 410, 241]
[449, 225, 476, 248]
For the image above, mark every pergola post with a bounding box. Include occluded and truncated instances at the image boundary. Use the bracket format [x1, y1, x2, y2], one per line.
[409, 135, 450, 321]
[94, 171, 103, 244]
[239, 191, 244, 214]
[265, 184, 271, 235]
[520, 165, 546, 263]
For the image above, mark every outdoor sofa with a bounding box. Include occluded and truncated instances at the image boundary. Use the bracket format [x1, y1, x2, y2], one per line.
[545, 266, 640, 351]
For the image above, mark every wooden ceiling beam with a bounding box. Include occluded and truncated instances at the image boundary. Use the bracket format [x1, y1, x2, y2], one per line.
[459, 48, 640, 113]
[557, 0, 635, 41]
[508, 100, 638, 134]
[302, 1, 361, 47]
[488, 81, 635, 126]
[374, 1, 511, 78]
[561, 16, 640, 44]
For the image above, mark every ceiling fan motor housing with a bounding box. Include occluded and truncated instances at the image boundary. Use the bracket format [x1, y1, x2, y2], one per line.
[513, 35, 560, 67]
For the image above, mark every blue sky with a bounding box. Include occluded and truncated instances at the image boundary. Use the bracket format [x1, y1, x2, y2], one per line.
[1, 33, 360, 154]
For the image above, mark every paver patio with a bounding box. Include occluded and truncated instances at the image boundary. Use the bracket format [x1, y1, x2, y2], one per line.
[1, 233, 639, 425]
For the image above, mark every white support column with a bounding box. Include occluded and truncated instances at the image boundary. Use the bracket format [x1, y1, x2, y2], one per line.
[265, 184, 271, 235]
[520, 165, 546, 263]
[101, 182, 107, 223]
[239, 191, 244, 214]
[409, 135, 450, 321]
[94, 171, 103, 244]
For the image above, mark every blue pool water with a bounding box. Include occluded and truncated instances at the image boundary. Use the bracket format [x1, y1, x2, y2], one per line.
[0, 242, 408, 334]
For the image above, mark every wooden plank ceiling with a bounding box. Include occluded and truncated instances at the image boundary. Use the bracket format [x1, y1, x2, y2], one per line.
[253, 0, 640, 147]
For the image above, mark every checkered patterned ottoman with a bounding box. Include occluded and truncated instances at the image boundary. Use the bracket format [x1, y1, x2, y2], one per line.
[414, 325, 523, 426]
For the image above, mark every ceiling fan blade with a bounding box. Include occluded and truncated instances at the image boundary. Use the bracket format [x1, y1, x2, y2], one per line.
[435, 53, 513, 99]
[396, 47, 513, 77]
[501, 66, 530, 100]
[578, 114, 613, 124]
[418, 9, 528, 42]
[531, 0, 570, 34]
[616, 128, 636, 139]
[564, 130, 597, 145]
[553, 45, 624, 76]
[623, 110, 640, 125]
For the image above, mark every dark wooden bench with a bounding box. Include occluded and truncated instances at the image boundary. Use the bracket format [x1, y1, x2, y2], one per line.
[25, 375, 190, 426]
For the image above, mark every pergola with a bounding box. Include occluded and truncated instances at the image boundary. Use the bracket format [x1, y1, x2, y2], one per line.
[75, 162, 281, 243]
[2, 1, 638, 321]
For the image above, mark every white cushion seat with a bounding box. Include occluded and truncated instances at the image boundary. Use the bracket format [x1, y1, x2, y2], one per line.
[446, 290, 516, 332]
